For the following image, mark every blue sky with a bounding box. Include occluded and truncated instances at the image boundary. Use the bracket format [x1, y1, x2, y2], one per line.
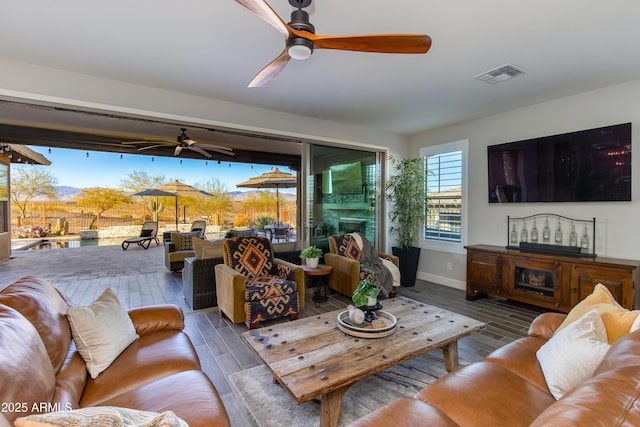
[25, 146, 296, 193]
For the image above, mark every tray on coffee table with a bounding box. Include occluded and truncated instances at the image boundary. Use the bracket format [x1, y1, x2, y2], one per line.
[337, 310, 397, 338]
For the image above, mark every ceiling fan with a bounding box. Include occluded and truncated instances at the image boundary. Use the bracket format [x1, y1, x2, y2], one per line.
[122, 128, 235, 158]
[236, 0, 432, 87]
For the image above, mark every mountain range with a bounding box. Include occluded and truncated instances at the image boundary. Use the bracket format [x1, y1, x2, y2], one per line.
[47, 187, 295, 201]
[55, 186, 81, 200]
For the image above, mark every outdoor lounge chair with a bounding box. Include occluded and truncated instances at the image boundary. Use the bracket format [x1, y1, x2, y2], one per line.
[191, 220, 207, 239]
[121, 221, 159, 250]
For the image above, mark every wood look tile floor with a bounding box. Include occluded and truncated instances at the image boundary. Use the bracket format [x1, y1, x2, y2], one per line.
[0, 243, 544, 427]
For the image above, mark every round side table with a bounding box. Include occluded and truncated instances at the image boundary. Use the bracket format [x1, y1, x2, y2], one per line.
[301, 264, 333, 307]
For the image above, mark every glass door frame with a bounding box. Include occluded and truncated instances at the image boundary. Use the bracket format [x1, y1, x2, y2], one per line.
[301, 141, 387, 252]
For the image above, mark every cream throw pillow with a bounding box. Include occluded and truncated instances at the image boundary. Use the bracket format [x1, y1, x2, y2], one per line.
[15, 406, 188, 427]
[192, 237, 225, 259]
[537, 308, 610, 400]
[555, 283, 639, 344]
[67, 288, 139, 379]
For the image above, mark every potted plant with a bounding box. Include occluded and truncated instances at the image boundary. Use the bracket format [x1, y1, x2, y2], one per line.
[385, 156, 427, 287]
[300, 245, 323, 268]
[352, 277, 379, 307]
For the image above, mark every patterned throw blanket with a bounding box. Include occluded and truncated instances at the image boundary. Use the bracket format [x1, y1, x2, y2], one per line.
[350, 233, 394, 298]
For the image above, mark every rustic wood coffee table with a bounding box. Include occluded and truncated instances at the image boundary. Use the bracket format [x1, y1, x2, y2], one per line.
[242, 296, 486, 427]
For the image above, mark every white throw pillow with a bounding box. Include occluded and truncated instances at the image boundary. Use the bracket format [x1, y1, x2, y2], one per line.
[67, 288, 139, 379]
[536, 308, 610, 400]
[15, 406, 187, 427]
[630, 313, 640, 333]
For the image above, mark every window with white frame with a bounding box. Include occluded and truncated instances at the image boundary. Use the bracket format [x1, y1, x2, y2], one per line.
[420, 140, 467, 253]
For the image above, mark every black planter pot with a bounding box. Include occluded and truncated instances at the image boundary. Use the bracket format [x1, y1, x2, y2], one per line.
[392, 246, 421, 287]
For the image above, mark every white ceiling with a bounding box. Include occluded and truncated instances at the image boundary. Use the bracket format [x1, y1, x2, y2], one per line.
[1, 0, 640, 141]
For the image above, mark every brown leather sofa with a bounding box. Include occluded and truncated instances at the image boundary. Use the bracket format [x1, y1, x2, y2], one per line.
[348, 311, 640, 426]
[0, 276, 230, 427]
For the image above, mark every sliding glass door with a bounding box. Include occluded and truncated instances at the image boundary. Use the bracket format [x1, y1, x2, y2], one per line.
[305, 144, 383, 253]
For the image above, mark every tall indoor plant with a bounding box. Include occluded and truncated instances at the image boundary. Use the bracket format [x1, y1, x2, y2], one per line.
[386, 156, 427, 287]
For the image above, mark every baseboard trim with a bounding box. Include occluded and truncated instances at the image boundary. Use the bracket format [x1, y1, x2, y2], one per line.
[417, 272, 466, 291]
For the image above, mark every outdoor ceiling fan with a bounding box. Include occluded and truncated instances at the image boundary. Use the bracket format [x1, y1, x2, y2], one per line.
[236, 0, 432, 87]
[122, 128, 235, 159]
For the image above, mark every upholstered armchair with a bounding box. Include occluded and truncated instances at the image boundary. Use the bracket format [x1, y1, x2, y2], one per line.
[214, 236, 304, 329]
[324, 233, 400, 298]
[164, 231, 199, 271]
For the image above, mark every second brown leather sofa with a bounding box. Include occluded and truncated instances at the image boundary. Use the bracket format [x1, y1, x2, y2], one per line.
[348, 311, 640, 426]
[0, 276, 230, 427]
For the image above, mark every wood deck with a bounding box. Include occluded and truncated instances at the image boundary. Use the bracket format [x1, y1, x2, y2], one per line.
[0, 243, 544, 426]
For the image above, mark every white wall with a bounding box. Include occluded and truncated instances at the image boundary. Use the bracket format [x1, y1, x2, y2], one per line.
[0, 58, 407, 151]
[410, 78, 640, 289]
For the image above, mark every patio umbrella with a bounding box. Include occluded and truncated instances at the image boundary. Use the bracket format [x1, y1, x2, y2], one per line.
[135, 180, 213, 229]
[133, 188, 175, 223]
[236, 168, 297, 225]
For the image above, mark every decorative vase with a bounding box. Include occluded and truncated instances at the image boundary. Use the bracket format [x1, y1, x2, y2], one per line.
[306, 257, 319, 268]
[347, 305, 365, 325]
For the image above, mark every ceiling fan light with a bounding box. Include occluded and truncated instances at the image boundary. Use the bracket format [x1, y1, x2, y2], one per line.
[287, 38, 313, 60]
[288, 45, 312, 60]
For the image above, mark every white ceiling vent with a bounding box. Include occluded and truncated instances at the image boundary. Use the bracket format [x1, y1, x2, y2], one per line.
[474, 64, 526, 85]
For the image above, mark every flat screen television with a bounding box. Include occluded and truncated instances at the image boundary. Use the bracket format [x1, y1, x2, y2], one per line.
[488, 123, 631, 203]
[326, 161, 363, 194]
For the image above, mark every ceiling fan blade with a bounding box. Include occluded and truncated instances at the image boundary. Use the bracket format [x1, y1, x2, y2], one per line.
[195, 144, 236, 156]
[293, 29, 432, 54]
[174, 146, 183, 156]
[235, 0, 291, 39]
[123, 140, 173, 145]
[188, 146, 213, 158]
[137, 144, 168, 151]
[248, 50, 291, 87]
[196, 142, 233, 152]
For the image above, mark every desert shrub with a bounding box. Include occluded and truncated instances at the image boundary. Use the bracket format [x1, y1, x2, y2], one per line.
[254, 215, 275, 231]
[233, 213, 250, 228]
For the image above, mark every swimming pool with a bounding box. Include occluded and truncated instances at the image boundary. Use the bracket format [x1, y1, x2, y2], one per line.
[24, 237, 125, 250]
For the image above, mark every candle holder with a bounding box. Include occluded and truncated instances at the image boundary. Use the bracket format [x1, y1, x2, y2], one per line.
[507, 214, 596, 257]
